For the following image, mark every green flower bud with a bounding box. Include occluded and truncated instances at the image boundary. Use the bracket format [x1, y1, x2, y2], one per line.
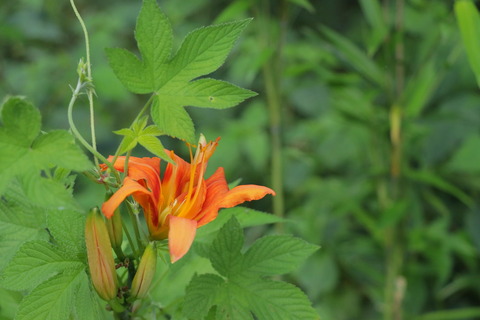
[85, 208, 119, 301]
[130, 243, 157, 300]
[106, 207, 123, 250]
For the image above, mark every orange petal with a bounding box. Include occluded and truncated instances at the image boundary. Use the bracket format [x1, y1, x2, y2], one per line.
[168, 216, 197, 263]
[101, 177, 152, 218]
[196, 167, 229, 227]
[218, 185, 276, 209]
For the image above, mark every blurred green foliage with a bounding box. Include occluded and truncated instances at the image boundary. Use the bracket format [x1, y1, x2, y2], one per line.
[3, 0, 480, 319]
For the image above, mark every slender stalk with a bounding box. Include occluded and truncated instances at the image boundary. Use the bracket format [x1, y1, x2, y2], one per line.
[122, 218, 138, 258]
[70, 0, 99, 168]
[126, 201, 145, 254]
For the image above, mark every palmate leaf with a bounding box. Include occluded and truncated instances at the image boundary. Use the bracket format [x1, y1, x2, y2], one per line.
[0, 97, 91, 202]
[106, 0, 256, 143]
[183, 217, 319, 320]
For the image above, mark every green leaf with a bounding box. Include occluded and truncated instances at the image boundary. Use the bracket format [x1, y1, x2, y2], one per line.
[32, 130, 91, 172]
[184, 217, 318, 319]
[1, 240, 84, 291]
[183, 274, 224, 319]
[0, 288, 22, 319]
[321, 26, 385, 86]
[455, 0, 480, 88]
[47, 210, 86, 260]
[209, 217, 244, 277]
[0, 97, 91, 196]
[15, 270, 84, 320]
[105, 48, 151, 94]
[151, 96, 195, 142]
[171, 79, 257, 109]
[107, 0, 254, 142]
[287, 0, 314, 13]
[162, 19, 251, 90]
[0, 97, 40, 146]
[0, 187, 48, 271]
[136, 0, 172, 89]
[197, 207, 285, 239]
[243, 278, 319, 320]
[405, 168, 473, 207]
[20, 174, 81, 211]
[137, 134, 170, 160]
[404, 61, 437, 118]
[73, 273, 105, 320]
[243, 235, 319, 276]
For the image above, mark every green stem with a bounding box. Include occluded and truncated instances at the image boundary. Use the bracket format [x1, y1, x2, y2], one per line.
[126, 201, 145, 254]
[258, 0, 286, 231]
[67, 79, 121, 183]
[384, 0, 405, 319]
[70, 0, 99, 168]
[122, 219, 138, 258]
[112, 94, 156, 164]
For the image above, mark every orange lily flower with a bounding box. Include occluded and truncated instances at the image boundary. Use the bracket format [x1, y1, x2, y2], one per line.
[101, 136, 275, 262]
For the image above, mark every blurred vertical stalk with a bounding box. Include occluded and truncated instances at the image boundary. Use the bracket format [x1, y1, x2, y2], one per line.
[385, 0, 405, 319]
[257, 0, 286, 229]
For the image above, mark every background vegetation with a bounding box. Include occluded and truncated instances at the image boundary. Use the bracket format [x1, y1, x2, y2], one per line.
[2, 0, 480, 319]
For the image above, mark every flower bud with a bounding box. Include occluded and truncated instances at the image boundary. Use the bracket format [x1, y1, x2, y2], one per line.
[106, 207, 123, 250]
[130, 243, 157, 300]
[85, 207, 119, 301]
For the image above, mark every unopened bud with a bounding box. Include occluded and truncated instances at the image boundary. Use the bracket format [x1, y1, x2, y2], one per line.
[85, 207, 119, 301]
[130, 243, 157, 300]
[105, 192, 124, 251]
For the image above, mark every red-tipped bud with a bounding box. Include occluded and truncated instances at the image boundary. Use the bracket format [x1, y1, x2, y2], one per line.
[85, 208, 119, 301]
[130, 243, 157, 300]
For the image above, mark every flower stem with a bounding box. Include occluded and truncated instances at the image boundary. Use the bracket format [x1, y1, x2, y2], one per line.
[126, 201, 145, 255]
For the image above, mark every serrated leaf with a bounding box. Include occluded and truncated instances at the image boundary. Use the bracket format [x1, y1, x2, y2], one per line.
[1, 241, 84, 291]
[73, 272, 105, 320]
[242, 235, 319, 276]
[0, 97, 91, 195]
[151, 96, 195, 142]
[166, 78, 257, 109]
[185, 216, 318, 319]
[244, 279, 318, 320]
[209, 217, 244, 277]
[0, 192, 48, 271]
[20, 175, 81, 211]
[183, 273, 224, 319]
[215, 282, 253, 320]
[107, 0, 254, 142]
[113, 128, 135, 136]
[197, 207, 285, 239]
[32, 130, 91, 172]
[141, 124, 163, 135]
[105, 48, 151, 94]
[138, 134, 170, 160]
[15, 270, 83, 320]
[47, 210, 86, 260]
[0, 97, 40, 146]
[162, 19, 251, 90]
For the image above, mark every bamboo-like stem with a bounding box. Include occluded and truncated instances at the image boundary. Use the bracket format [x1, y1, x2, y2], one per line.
[258, 0, 286, 230]
[384, 0, 405, 319]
